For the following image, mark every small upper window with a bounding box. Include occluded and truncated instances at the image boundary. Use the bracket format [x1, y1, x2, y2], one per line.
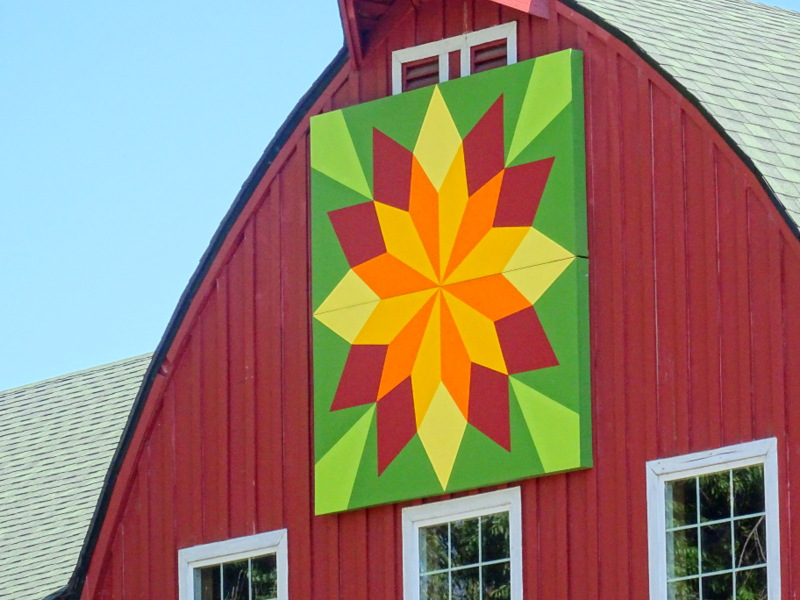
[392, 22, 517, 94]
[402, 488, 522, 600]
[646, 439, 781, 600]
[178, 530, 288, 600]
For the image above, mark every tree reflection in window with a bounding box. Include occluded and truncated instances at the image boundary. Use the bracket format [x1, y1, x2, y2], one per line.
[665, 464, 768, 600]
[196, 554, 278, 600]
[419, 511, 511, 600]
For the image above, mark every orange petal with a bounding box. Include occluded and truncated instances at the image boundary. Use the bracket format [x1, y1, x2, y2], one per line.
[354, 253, 436, 299]
[378, 294, 437, 398]
[444, 274, 531, 321]
[408, 157, 440, 276]
[440, 299, 472, 419]
[443, 171, 504, 280]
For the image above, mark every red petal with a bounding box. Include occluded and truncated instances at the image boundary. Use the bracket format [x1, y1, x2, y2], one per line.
[493, 157, 554, 227]
[463, 96, 505, 196]
[328, 202, 387, 267]
[373, 129, 414, 210]
[331, 344, 388, 410]
[468, 363, 511, 451]
[376, 378, 417, 474]
[495, 307, 559, 374]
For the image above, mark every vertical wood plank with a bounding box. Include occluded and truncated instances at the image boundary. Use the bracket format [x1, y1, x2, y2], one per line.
[254, 186, 286, 533]
[472, 0, 501, 30]
[228, 229, 258, 537]
[521, 483, 539, 600]
[279, 142, 313, 600]
[716, 150, 754, 443]
[416, 0, 445, 45]
[781, 240, 800, 597]
[339, 512, 369, 600]
[174, 338, 204, 549]
[201, 285, 230, 542]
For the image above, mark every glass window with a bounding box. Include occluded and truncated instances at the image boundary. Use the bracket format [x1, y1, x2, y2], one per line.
[195, 553, 278, 600]
[178, 530, 288, 600]
[403, 488, 522, 600]
[647, 439, 780, 600]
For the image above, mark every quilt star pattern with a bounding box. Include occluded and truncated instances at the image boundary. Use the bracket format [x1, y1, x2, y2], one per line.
[311, 49, 591, 514]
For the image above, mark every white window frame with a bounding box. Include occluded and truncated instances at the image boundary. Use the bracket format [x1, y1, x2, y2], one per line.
[646, 438, 781, 599]
[391, 22, 518, 95]
[178, 529, 288, 600]
[402, 487, 523, 600]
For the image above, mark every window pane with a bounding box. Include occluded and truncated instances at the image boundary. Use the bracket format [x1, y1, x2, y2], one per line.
[668, 578, 699, 600]
[451, 518, 479, 567]
[735, 516, 767, 568]
[482, 512, 510, 562]
[451, 566, 480, 600]
[222, 559, 249, 600]
[667, 528, 699, 578]
[736, 567, 767, 600]
[420, 523, 450, 573]
[420, 572, 449, 600]
[702, 573, 732, 600]
[700, 523, 732, 574]
[482, 561, 511, 599]
[733, 465, 765, 517]
[251, 554, 278, 600]
[699, 471, 731, 522]
[196, 565, 221, 600]
[666, 478, 698, 528]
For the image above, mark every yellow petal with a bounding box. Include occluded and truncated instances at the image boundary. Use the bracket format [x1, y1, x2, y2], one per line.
[314, 270, 380, 315]
[437, 146, 469, 278]
[444, 227, 529, 285]
[414, 87, 463, 190]
[354, 289, 437, 345]
[504, 259, 574, 306]
[375, 202, 437, 282]
[411, 293, 443, 424]
[417, 383, 468, 488]
[504, 227, 575, 272]
[442, 291, 507, 374]
[314, 301, 379, 344]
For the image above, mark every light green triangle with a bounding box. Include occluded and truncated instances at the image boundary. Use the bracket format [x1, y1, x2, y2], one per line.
[511, 378, 580, 473]
[311, 111, 373, 199]
[507, 50, 574, 165]
[314, 406, 375, 514]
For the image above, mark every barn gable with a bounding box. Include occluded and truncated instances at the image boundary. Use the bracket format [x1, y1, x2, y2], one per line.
[27, 1, 800, 599]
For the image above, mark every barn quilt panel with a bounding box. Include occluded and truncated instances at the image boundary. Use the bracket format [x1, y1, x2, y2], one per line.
[310, 49, 590, 514]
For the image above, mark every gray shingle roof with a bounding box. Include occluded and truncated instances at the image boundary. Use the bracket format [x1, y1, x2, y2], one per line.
[0, 354, 150, 600]
[575, 0, 800, 224]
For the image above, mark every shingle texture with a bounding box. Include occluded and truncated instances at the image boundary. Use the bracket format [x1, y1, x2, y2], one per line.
[576, 0, 800, 224]
[0, 354, 150, 600]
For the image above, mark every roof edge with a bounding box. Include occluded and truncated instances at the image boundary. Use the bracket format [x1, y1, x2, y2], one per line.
[56, 45, 350, 600]
[552, 0, 800, 240]
[2, 353, 152, 396]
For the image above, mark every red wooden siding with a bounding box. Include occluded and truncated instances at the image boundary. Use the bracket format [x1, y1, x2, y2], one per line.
[82, 1, 800, 598]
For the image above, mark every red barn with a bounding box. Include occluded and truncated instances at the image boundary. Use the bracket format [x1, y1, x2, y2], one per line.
[17, 0, 800, 599]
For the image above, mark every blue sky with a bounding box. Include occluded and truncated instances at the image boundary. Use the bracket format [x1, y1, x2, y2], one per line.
[1, 0, 799, 390]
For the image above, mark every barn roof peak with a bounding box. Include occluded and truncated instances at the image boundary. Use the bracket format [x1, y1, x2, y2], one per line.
[341, 0, 800, 228]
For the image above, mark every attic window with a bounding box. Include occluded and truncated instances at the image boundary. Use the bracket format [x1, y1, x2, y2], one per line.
[392, 22, 517, 94]
[471, 38, 509, 74]
[402, 56, 441, 92]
